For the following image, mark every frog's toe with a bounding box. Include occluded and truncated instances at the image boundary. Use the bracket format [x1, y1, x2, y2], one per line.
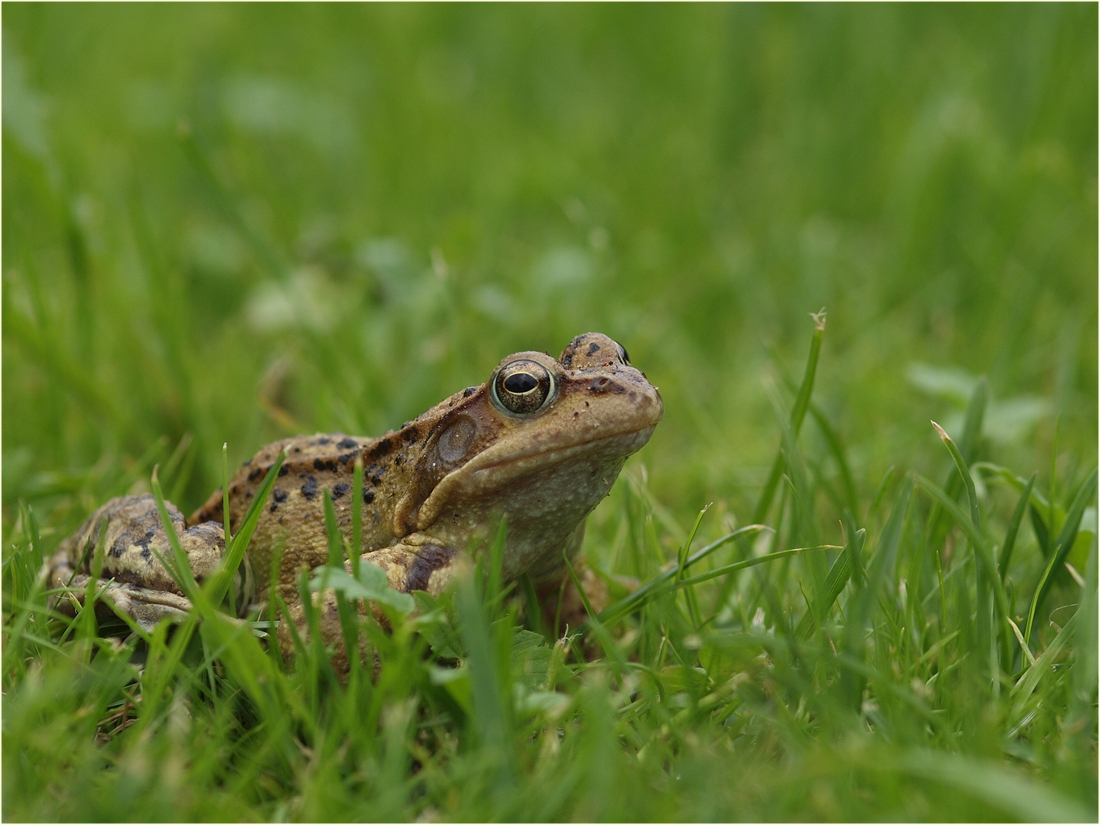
[48, 551, 192, 633]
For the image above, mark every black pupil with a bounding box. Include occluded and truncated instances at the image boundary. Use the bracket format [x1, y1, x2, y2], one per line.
[504, 372, 539, 394]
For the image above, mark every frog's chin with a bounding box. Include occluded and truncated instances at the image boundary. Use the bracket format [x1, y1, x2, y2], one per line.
[414, 425, 657, 531]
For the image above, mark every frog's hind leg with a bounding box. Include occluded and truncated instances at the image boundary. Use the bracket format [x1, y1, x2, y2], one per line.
[48, 493, 228, 632]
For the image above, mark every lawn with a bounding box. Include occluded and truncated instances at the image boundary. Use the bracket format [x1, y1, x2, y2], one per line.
[3, 4, 1097, 821]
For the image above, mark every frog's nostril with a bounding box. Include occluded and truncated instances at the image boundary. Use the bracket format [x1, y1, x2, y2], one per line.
[590, 377, 611, 392]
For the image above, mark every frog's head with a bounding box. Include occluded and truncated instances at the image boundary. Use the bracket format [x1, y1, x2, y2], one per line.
[393, 333, 662, 572]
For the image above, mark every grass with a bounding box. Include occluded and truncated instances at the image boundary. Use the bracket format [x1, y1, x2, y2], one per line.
[3, 5, 1097, 821]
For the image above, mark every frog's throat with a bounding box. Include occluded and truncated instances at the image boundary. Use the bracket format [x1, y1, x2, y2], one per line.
[412, 425, 657, 532]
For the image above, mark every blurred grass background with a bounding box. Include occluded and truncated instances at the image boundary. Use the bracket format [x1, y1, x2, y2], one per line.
[5, 4, 1095, 521]
[2, 4, 1097, 821]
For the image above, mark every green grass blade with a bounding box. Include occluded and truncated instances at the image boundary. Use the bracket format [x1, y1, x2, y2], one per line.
[999, 472, 1037, 583]
[205, 449, 286, 608]
[752, 310, 826, 526]
[1023, 467, 1098, 644]
[597, 524, 768, 628]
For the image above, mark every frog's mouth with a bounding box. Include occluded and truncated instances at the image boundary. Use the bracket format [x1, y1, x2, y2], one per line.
[414, 424, 658, 531]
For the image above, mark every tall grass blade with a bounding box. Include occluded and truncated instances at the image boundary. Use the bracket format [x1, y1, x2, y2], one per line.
[1023, 467, 1098, 644]
[752, 310, 826, 527]
[205, 450, 286, 608]
[999, 472, 1037, 583]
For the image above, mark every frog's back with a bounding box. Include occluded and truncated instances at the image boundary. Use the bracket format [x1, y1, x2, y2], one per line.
[190, 432, 411, 594]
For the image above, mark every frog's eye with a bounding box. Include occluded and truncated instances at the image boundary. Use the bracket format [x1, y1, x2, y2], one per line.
[616, 342, 631, 365]
[492, 360, 556, 415]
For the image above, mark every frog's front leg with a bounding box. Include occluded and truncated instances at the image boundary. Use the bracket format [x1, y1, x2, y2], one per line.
[48, 493, 231, 632]
[279, 538, 471, 672]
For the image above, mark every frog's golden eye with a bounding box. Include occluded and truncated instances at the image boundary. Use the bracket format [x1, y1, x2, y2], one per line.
[492, 360, 556, 415]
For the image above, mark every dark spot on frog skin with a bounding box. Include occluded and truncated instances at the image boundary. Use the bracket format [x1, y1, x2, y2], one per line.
[270, 488, 288, 512]
[332, 482, 350, 500]
[314, 437, 332, 446]
[242, 458, 252, 466]
[249, 466, 264, 482]
[278, 465, 289, 477]
[108, 536, 127, 558]
[337, 450, 359, 465]
[402, 427, 419, 443]
[140, 547, 152, 561]
[301, 475, 318, 500]
[370, 438, 394, 459]
[363, 490, 375, 505]
[587, 341, 601, 355]
[313, 457, 337, 472]
[462, 386, 477, 398]
[337, 437, 358, 450]
[403, 545, 456, 592]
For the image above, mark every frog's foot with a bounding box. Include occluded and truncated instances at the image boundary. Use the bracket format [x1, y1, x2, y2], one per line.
[48, 549, 191, 632]
[49, 493, 230, 632]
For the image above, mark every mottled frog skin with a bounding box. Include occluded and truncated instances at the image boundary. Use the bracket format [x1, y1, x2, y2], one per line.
[49, 333, 662, 665]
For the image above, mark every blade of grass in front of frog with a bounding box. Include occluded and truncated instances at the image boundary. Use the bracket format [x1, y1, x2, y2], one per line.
[144, 469, 216, 722]
[597, 524, 768, 629]
[1023, 466, 1098, 645]
[350, 457, 364, 579]
[66, 519, 115, 647]
[455, 574, 515, 775]
[220, 443, 235, 616]
[221, 443, 232, 543]
[998, 472, 1037, 584]
[322, 487, 361, 683]
[204, 448, 285, 609]
[150, 467, 200, 601]
[297, 564, 342, 696]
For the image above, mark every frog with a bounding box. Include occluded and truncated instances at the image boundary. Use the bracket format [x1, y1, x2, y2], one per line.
[48, 333, 662, 669]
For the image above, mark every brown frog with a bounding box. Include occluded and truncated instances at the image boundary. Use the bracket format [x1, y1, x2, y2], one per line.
[49, 333, 662, 664]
